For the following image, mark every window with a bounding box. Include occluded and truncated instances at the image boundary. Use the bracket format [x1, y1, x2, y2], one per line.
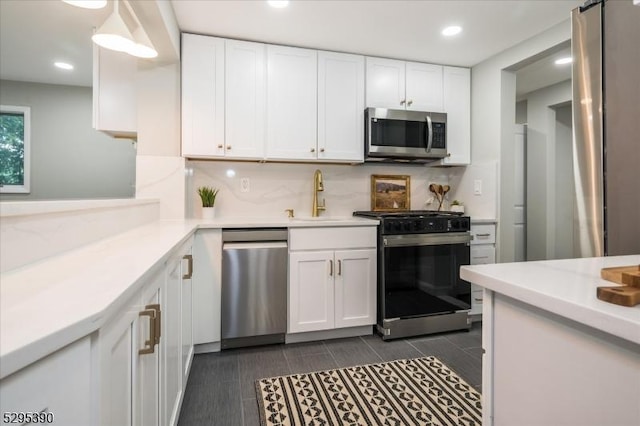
[0, 105, 30, 193]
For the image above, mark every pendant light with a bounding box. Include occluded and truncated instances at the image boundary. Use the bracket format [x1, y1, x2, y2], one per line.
[91, 0, 135, 53]
[123, 0, 158, 59]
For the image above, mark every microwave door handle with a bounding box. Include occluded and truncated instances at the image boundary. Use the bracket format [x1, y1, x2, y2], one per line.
[425, 115, 433, 152]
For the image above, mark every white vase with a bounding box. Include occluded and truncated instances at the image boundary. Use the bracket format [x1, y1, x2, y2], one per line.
[202, 207, 216, 220]
[451, 205, 465, 214]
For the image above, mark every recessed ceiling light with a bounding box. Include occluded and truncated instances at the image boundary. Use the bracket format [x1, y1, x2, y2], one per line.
[267, 0, 289, 8]
[62, 0, 107, 9]
[555, 57, 573, 65]
[54, 61, 74, 71]
[442, 26, 462, 37]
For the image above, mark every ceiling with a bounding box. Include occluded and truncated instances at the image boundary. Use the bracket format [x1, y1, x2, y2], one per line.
[0, 0, 580, 89]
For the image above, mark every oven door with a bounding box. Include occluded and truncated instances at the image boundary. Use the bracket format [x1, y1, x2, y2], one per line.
[380, 233, 471, 320]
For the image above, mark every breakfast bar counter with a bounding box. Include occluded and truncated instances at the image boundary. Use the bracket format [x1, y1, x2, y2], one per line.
[461, 255, 640, 426]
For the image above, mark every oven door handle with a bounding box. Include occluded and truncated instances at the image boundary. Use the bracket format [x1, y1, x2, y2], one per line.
[383, 232, 471, 247]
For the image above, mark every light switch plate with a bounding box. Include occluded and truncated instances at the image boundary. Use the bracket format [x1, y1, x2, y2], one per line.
[240, 178, 250, 193]
[474, 179, 482, 195]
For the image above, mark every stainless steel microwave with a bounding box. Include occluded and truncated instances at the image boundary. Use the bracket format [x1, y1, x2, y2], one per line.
[365, 108, 448, 162]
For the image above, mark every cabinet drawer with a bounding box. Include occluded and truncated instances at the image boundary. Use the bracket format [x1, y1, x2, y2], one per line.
[289, 227, 376, 250]
[470, 223, 496, 245]
[470, 245, 495, 265]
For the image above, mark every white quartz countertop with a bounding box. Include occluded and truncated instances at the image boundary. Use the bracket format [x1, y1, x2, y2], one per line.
[0, 216, 378, 379]
[460, 255, 640, 345]
[199, 215, 378, 228]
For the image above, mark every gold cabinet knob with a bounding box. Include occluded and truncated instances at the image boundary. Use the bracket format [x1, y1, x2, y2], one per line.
[407, 100, 413, 106]
[400, 99, 406, 105]
[320, 148, 325, 153]
[310, 148, 316, 153]
[226, 145, 231, 150]
[217, 144, 223, 149]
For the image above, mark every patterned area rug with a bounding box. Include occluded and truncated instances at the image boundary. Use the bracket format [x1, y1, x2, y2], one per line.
[255, 356, 482, 426]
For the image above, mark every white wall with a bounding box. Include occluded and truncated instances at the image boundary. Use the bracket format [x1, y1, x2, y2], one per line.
[135, 63, 186, 220]
[523, 80, 571, 260]
[0, 80, 136, 201]
[453, 19, 572, 262]
[187, 161, 453, 219]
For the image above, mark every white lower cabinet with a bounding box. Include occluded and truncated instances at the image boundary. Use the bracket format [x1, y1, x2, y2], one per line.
[163, 241, 191, 426]
[191, 229, 222, 346]
[100, 267, 163, 426]
[288, 227, 377, 334]
[469, 222, 497, 317]
[333, 249, 377, 328]
[136, 278, 162, 426]
[99, 237, 193, 426]
[0, 337, 91, 426]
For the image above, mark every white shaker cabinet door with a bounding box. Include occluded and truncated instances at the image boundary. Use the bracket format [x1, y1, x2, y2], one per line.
[100, 303, 137, 426]
[181, 34, 225, 158]
[405, 62, 444, 112]
[334, 249, 376, 328]
[266, 45, 317, 160]
[365, 57, 406, 109]
[441, 66, 471, 165]
[289, 251, 334, 333]
[163, 252, 184, 426]
[136, 277, 162, 426]
[180, 245, 194, 393]
[318, 51, 365, 162]
[225, 39, 266, 159]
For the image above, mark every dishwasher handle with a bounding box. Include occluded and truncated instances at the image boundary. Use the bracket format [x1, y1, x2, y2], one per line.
[222, 229, 288, 242]
[223, 242, 288, 250]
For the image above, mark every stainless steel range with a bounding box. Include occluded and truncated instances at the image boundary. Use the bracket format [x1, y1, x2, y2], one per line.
[353, 210, 472, 340]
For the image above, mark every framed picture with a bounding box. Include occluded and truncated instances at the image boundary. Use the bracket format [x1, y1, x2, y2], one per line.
[371, 175, 411, 211]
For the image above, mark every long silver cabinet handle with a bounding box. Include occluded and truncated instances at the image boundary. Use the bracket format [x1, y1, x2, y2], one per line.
[338, 260, 342, 276]
[329, 260, 333, 276]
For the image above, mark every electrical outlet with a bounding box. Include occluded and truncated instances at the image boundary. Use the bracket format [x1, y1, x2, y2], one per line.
[474, 179, 482, 195]
[240, 178, 250, 193]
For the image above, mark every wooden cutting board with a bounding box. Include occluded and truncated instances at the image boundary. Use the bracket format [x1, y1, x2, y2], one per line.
[598, 265, 640, 307]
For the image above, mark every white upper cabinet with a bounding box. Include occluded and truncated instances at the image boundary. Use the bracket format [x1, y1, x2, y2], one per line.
[366, 57, 443, 112]
[317, 51, 365, 162]
[93, 46, 137, 138]
[441, 66, 471, 165]
[405, 62, 444, 112]
[225, 39, 266, 159]
[181, 34, 225, 157]
[266, 45, 318, 160]
[365, 57, 406, 109]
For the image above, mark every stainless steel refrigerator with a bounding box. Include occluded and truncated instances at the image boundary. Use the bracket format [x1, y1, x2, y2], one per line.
[571, 0, 640, 257]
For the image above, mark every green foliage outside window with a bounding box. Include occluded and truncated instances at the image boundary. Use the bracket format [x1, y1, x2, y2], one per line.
[0, 112, 25, 186]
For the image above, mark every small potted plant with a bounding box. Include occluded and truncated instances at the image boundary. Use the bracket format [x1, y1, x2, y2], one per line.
[451, 199, 465, 213]
[197, 186, 219, 219]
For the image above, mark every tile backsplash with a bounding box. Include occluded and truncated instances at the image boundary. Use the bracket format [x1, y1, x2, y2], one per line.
[187, 160, 460, 219]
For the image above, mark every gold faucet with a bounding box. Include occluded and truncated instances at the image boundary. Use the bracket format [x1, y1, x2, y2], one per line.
[312, 169, 326, 217]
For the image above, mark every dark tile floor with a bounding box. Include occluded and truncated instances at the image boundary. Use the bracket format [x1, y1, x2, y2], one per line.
[178, 323, 482, 426]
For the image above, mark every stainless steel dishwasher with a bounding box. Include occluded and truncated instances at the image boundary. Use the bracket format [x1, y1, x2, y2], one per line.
[221, 228, 288, 350]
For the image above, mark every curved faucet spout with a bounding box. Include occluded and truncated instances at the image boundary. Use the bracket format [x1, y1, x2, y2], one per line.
[312, 169, 326, 217]
[314, 169, 324, 191]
